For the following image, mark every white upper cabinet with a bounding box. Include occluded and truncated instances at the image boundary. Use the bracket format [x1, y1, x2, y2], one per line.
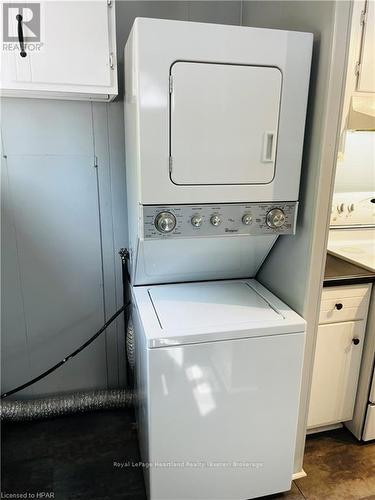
[0, 1, 117, 101]
[356, 0, 375, 93]
[170, 62, 281, 186]
[338, 0, 375, 138]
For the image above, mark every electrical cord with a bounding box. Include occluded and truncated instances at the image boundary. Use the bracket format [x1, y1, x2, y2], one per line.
[1, 248, 131, 400]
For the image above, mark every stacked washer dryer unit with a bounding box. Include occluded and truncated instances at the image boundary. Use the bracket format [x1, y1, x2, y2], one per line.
[125, 18, 313, 500]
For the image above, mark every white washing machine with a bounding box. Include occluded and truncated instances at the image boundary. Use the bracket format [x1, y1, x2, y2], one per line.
[124, 18, 312, 500]
[132, 279, 305, 500]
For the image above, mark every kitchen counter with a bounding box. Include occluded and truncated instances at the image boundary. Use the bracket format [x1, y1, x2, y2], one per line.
[324, 253, 375, 287]
[327, 228, 375, 273]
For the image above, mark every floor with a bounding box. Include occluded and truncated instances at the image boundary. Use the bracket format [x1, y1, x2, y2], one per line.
[1, 410, 375, 500]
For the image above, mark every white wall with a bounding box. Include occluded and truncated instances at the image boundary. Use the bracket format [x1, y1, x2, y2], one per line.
[1, 99, 128, 396]
[335, 131, 375, 193]
[1, 1, 242, 397]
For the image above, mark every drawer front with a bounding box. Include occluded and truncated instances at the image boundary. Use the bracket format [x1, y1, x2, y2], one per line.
[320, 284, 372, 324]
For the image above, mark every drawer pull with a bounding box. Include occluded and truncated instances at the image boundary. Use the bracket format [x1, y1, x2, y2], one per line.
[352, 338, 360, 345]
[335, 303, 343, 310]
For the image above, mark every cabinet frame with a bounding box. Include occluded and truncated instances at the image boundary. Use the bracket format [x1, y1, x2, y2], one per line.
[0, 1, 118, 101]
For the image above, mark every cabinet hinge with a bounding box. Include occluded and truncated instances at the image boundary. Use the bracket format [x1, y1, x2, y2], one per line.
[109, 53, 114, 70]
[355, 61, 361, 77]
[94, 156, 98, 168]
[169, 156, 173, 173]
[107, 0, 112, 6]
[169, 75, 173, 93]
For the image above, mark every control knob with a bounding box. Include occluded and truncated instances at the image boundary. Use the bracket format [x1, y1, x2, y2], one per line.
[210, 214, 221, 226]
[337, 203, 345, 214]
[155, 212, 176, 233]
[191, 215, 203, 227]
[266, 208, 286, 229]
[242, 213, 253, 225]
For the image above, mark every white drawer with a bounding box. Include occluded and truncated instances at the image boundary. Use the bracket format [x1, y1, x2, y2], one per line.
[319, 284, 372, 324]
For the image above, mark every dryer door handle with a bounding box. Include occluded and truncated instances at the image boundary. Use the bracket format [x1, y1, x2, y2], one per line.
[262, 132, 276, 162]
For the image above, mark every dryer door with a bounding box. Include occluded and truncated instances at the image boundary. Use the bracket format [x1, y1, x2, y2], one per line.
[170, 62, 282, 186]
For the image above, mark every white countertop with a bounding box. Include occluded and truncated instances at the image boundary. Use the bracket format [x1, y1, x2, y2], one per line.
[328, 228, 375, 272]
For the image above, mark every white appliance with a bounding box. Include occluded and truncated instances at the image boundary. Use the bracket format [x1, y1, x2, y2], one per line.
[133, 279, 305, 500]
[125, 18, 313, 286]
[329, 191, 375, 272]
[330, 192, 375, 441]
[125, 18, 312, 500]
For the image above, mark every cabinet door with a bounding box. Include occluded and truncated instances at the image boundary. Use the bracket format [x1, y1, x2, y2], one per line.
[307, 321, 365, 428]
[357, 0, 375, 92]
[1, 0, 117, 99]
[31, 1, 111, 87]
[0, 0, 32, 86]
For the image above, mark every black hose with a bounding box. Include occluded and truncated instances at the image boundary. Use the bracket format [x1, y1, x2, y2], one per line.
[1, 303, 130, 399]
[1, 249, 132, 400]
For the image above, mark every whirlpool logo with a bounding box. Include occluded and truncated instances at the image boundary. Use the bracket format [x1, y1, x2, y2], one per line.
[3, 3, 42, 54]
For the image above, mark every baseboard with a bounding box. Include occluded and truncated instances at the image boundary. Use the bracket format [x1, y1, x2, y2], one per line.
[306, 423, 343, 435]
[292, 469, 307, 480]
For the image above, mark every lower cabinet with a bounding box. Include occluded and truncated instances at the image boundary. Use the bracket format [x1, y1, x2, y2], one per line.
[307, 284, 372, 430]
[363, 405, 375, 441]
[308, 321, 365, 428]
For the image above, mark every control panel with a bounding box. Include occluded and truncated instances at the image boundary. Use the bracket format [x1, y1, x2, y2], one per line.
[143, 202, 298, 239]
[330, 192, 375, 227]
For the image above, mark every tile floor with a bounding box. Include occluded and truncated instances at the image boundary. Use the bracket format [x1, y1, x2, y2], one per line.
[293, 429, 375, 500]
[1, 410, 374, 499]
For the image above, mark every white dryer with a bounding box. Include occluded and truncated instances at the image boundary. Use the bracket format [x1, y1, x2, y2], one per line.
[132, 279, 305, 500]
[124, 17, 312, 500]
[125, 18, 313, 286]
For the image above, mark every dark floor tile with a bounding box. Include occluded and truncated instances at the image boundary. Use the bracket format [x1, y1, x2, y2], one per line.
[53, 462, 146, 499]
[1, 456, 54, 494]
[295, 428, 375, 500]
[260, 482, 305, 499]
[2, 412, 375, 500]
[2, 409, 136, 465]
[1, 410, 145, 500]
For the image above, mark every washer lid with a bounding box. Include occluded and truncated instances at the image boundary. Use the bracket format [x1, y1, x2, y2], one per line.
[150, 281, 281, 329]
[133, 279, 305, 348]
